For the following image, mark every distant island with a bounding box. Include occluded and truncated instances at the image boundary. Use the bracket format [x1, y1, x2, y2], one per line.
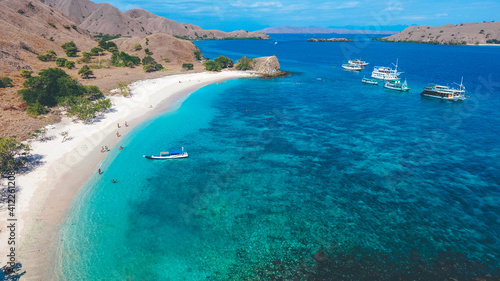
[307, 38, 353, 42]
[375, 21, 500, 45]
[260, 26, 397, 35]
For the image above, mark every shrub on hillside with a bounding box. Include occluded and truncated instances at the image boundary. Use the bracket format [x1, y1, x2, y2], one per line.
[56, 57, 68, 67]
[37, 50, 57, 62]
[111, 51, 141, 67]
[214, 55, 234, 68]
[182, 63, 194, 70]
[20, 70, 33, 78]
[65, 61, 75, 69]
[235, 56, 255, 70]
[133, 43, 142, 51]
[203, 60, 221, 72]
[142, 56, 162, 72]
[78, 65, 93, 79]
[61, 41, 78, 57]
[90, 47, 104, 56]
[0, 77, 13, 88]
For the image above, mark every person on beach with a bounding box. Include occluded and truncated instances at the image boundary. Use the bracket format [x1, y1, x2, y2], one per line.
[116, 132, 120, 137]
[125, 121, 128, 127]
[101, 146, 104, 153]
[119, 146, 122, 150]
[98, 169, 101, 175]
[117, 123, 120, 128]
[105, 146, 109, 151]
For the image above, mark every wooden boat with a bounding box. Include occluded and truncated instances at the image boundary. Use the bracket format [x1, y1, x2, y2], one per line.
[362, 77, 378, 85]
[384, 79, 410, 91]
[144, 148, 188, 159]
[342, 63, 362, 71]
[421, 78, 467, 101]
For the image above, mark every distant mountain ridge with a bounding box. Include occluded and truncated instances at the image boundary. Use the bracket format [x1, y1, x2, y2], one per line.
[380, 21, 500, 45]
[40, 0, 269, 39]
[260, 26, 398, 35]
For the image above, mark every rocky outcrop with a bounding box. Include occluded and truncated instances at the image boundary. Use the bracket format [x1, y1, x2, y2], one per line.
[253, 56, 288, 77]
[261, 26, 397, 35]
[379, 21, 500, 45]
[42, 0, 269, 40]
[307, 38, 353, 42]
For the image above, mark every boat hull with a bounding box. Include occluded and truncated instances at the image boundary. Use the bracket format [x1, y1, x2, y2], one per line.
[362, 78, 378, 85]
[421, 91, 466, 101]
[384, 85, 410, 91]
[144, 153, 189, 159]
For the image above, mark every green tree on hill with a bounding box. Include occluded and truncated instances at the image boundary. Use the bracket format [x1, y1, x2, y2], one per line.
[111, 51, 141, 67]
[142, 56, 162, 72]
[0, 77, 13, 88]
[235, 56, 255, 70]
[61, 41, 78, 57]
[78, 65, 93, 79]
[65, 61, 75, 69]
[20, 70, 33, 78]
[194, 50, 202, 60]
[56, 57, 68, 67]
[37, 50, 57, 61]
[214, 55, 234, 68]
[90, 47, 104, 56]
[0, 138, 30, 173]
[182, 63, 194, 70]
[203, 60, 221, 72]
[98, 40, 117, 51]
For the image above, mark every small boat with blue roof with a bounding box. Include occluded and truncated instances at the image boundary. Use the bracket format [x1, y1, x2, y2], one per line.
[144, 147, 188, 159]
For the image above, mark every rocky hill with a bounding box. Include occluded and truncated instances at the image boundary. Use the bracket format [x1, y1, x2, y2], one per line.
[380, 21, 500, 45]
[307, 38, 353, 42]
[41, 0, 269, 39]
[0, 0, 95, 72]
[260, 26, 397, 35]
[253, 56, 288, 77]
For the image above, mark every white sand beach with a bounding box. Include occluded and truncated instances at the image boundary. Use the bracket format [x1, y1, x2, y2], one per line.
[0, 70, 254, 279]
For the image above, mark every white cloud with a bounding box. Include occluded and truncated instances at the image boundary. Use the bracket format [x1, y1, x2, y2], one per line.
[435, 13, 448, 17]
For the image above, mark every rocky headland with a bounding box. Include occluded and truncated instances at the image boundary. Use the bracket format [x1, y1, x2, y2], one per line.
[307, 38, 353, 42]
[377, 21, 500, 45]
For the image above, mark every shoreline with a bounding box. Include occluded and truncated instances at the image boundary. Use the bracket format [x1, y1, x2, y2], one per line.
[0, 70, 255, 279]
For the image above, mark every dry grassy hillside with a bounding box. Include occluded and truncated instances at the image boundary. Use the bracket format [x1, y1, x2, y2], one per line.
[0, 0, 206, 140]
[113, 33, 198, 65]
[0, 0, 95, 72]
[381, 21, 500, 45]
[42, 0, 269, 39]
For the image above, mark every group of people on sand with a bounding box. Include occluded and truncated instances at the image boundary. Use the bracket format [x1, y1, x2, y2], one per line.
[98, 121, 129, 182]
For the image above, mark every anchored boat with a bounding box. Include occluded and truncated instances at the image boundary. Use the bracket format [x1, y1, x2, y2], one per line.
[144, 147, 188, 159]
[384, 79, 410, 91]
[421, 78, 467, 101]
[342, 63, 362, 71]
[362, 77, 379, 85]
[348, 59, 369, 67]
[372, 59, 402, 80]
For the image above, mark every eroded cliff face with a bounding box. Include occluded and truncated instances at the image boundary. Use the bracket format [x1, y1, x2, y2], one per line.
[253, 56, 287, 77]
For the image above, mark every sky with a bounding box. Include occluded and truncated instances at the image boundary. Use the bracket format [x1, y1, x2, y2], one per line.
[93, 0, 499, 32]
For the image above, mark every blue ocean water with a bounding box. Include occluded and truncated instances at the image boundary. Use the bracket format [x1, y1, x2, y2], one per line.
[58, 35, 500, 279]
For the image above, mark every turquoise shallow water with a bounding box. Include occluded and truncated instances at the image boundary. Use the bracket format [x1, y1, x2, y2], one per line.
[59, 35, 500, 279]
